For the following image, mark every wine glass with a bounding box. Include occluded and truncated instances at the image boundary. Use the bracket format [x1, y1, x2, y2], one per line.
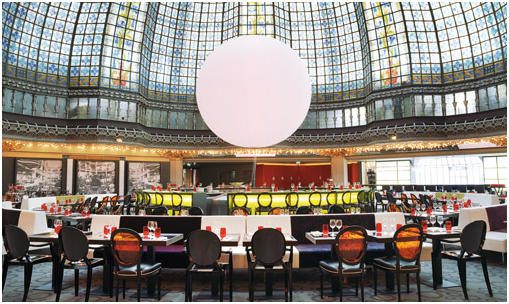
[54, 219, 62, 234]
[430, 214, 436, 227]
[335, 219, 342, 232]
[138, 209, 146, 216]
[148, 221, 157, 238]
[437, 215, 444, 228]
[329, 219, 336, 236]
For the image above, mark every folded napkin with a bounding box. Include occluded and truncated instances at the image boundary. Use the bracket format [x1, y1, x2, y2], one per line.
[310, 231, 322, 237]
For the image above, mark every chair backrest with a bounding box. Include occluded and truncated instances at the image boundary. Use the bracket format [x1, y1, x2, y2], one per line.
[400, 193, 412, 212]
[188, 206, 204, 215]
[285, 192, 299, 209]
[460, 220, 487, 255]
[171, 193, 183, 208]
[374, 192, 383, 203]
[232, 193, 248, 208]
[186, 230, 221, 266]
[357, 191, 366, 204]
[257, 193, 272, 209]
[111, 228, 143, 268]
[409, 194, 419, 205]
[150, 206, 169, 215]
[268, 207, 283, 215]
[110, 195, 119, 207]
[153, 192, 163, 206]
[335, 226, 367, 266]
[4, 225, 29, 259]
[341, 191, 351, 204]
[388, 203, 402, 212]
[393, 224, 423, 263]
[251, 228, 286, 265]
[328, 204, 345, 214]
[295, 206, 313, 214]
[230, 206, 250, 216]
[309, 192, 322, 207]
[326, 192, 337, 205]
[59, 226, 89, 261]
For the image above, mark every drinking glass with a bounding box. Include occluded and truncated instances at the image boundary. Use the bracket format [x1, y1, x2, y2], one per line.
[329, 219, 336, 236]
[445, 220, 452, 232]
[430, 215, 436, 227]
[220, 227, 226, 239]
[143, 226, 149, 238]
[148, 221, 157, 238]
[155, 227, 161, 238]
[54, 219, 62, 234]
[437, 215, 444, 228]
[322, 224, 329, 237]
[335, 219, 342, 232]
[104, 224, 111, 237]
[138, 209, 146, 216]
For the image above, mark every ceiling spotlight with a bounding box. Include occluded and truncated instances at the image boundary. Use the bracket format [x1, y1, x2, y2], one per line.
[390, 135, 397, 140]
[116, 137, 123, 143]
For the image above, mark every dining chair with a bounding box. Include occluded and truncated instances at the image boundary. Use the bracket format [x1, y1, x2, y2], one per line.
[328, 204, 345, 214]
[268, 207, 284, 215]
[373, 224, 424, 301]
[387, 203, 403, 213]
[256, 193, 273, 215]
[309, 192, 322, 211]
[374, 192, 386, 212]
[3, 225, 53, 301]
[319, 226, 368, 301]
[187, 206, 204, 215]
[400, 194, 412, 213]
[230, 206, 250, 216]
[285, 192, 299, 214]
[232, 193, 248, 209]
[441, 220, 492, 299]
[247, 228, 293, 301]
[56, 226, 104, 302]
[170, 193, 183, 215]
[111, 228, 162, 302]
[295, 206, 313, 214]
[185, 230, 230, 302]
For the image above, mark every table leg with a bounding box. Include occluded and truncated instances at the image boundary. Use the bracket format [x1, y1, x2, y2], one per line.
[384, 242, 395, 290]
[50, 243, 58, 291]
[431, 239, 442, 289]
[103, 246, 113, 295]
[146, 246, 156, 296]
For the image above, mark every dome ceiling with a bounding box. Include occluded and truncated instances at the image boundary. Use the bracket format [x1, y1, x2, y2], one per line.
[2, 2, 506, 104]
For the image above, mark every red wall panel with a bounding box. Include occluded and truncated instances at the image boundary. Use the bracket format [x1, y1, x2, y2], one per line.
[255, 164, 331, 189]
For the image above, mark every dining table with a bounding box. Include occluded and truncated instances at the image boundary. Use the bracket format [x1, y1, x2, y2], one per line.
[29, 230, 183, 297]
[423, 228, 462, 289]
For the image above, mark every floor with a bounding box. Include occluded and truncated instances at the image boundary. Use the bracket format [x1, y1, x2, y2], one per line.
[2, 253, 506, 302]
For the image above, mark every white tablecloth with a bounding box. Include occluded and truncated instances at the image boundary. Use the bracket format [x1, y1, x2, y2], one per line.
[2, 201, 13, 209]
[20, 193, 116, 210]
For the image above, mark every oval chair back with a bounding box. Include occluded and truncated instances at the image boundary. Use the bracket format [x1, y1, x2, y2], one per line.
[409, 194, 420, 207]
[461, 220, 487, 255]
[393, 224, 424, 263]
[4, 225, 29, 259]
[388, 203, 402, 212]
[257, 193, 272, 209]
[187, 206, 204, 215]
[285, 192, 299, 211]
[142, 192, 151, 207]
[59, 226, 89, 262]
[153, 192, 164, 206]
[110, 195, 119, 207]
[230, 206, 250, 216]
[150, 205, 169, 215]
[89, 197, 98, 212]
[326, 192, 337, 206]
[186, 230, 221, 266]
[171, 193, 183, 214]
[251, 228, 286, 266]
[335, 226, 368, 266]
[232, 193, 248, 208]
[341, 191, 351, 205]
[268, 207, 283, 215]
[309, 192, 322, 207]
[111, 228, 143, 268]
[295, 206, 313, 214]
[387, 191, 397, 204]
[328, 204, 345, 214]
[400, 193, 412, 213]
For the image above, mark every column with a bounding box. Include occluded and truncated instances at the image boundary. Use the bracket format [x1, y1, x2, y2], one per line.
[66, 158, 73, 194]
[331, 154, 348, 186]
[118, 158, 125, 195]
[169, 159, 184, 186]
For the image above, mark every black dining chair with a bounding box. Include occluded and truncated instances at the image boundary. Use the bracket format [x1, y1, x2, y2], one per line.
[247, 228, 293, 301]
[387, 203, 403, 213]
[2, 225, 53, 301]
[295, 206, 313, 215]
[170, 193, 183, 215]
[374, 192, 386, 212]
[285, 192, 299, 214]
[185, 230, 230, 302]
[56, 226, 104, 302]
[149, 205, 169, 215]
[111, 228, 162, 302]
[341, 191, 352, 212]
[328, 204, 345, 214]
[230, 206, 250, 216]
[400, 193, 412, 213]
[373, 224, 424, 302]
[319, 226, 368, 301]
[441, 220, 492, 299]
[256, 193, 273, 215]
[187, 206, 204, 215]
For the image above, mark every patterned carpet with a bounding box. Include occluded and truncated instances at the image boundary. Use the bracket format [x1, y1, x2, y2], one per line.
[2, 252, 506, 302]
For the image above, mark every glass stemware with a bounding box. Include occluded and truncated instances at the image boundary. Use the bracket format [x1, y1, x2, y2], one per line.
[430, 214, 436, 227]
[437, 215, 444, 228]
[329, 219, 336, 236]
[335, 219, 342, 232]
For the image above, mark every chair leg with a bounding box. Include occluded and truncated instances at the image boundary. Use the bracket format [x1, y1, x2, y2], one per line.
[396, 271, 401, 302]
[23, 263, 33, 302]
[373, 266, 377, 296]
[416, 271, 421, 302]
[115, 277, 119, 302]
[185, 271, 189, 302]
[123, 279, 126, 299]
[137, 276, 141, 302]
[56, 261, 65, 302]
[219, 270, 224, 302]
[338, 274, 343, 302]
[74, 269, 79, 296]
[360, 273, 364, 302]
[458, 259, 468, 300]
[406, 273, 410, 293]
[188, 273, 193, 302]
[158, 273, 162, 300]
[2, 258, 8, 290]
[355, 278, 359, 296]
[289, 266, 293, 302]
[229, 262, 233, 302]
[284, 269, 288, 302]
[248, 268, 254, 302]
[319, 269, 323, 299]
[85, 267, 92, 302]
[481, 255, 493, 297]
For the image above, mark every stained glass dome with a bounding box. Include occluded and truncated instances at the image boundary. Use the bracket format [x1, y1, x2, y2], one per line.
[2, 2, 506, 105]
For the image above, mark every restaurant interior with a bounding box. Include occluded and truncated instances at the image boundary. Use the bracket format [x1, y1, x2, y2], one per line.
[1, 2, 507, 303]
